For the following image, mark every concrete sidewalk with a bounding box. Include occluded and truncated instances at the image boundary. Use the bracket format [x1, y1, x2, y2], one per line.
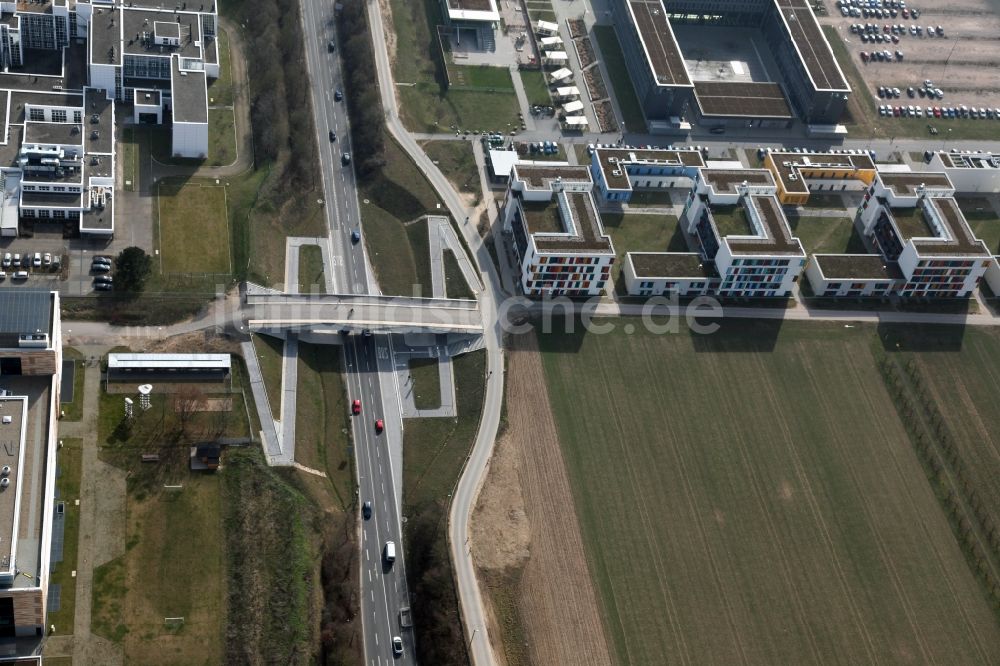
[240, 339, 285, 465]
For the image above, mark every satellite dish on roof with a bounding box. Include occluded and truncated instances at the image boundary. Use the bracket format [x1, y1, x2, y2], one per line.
[138, 384, 153, 395]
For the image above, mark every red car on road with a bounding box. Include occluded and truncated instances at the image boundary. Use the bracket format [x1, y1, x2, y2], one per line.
[352, 399, 361, 415]
[375, 419, 384, 434]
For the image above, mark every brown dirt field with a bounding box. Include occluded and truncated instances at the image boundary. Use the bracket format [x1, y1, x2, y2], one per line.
[472, 331, 613, 666]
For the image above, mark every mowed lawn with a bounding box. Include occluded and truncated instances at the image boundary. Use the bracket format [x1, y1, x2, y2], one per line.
[539, 320, 1000, 666]
[158, 181, 231, 274]
[123, 478, 225, 665]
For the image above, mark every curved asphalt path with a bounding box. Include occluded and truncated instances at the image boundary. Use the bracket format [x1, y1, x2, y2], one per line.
[366, 3, 505, 665]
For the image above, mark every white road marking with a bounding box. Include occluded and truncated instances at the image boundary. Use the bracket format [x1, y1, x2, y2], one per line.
[368, 569, 372, 582]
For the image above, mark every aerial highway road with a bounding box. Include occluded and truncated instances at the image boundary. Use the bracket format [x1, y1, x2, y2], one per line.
[300, 1, 416, 664]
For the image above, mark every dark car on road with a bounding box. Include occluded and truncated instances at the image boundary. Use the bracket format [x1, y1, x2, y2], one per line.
[341, 152, 351, 166]
[351, 229, 361, 243]
[362, 501, 372, 520]
[329, 130, 336, 142]
[334, 88, 343, 102]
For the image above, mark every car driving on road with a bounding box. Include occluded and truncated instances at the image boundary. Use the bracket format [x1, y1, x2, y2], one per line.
[352, 399, 361, 415]
[362, 501, 372, 520]
[374, 418, 384, 434]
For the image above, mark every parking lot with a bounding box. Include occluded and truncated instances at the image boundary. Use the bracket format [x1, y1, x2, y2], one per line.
[824, 0, 1000, 111]
[0, 231, 126, 295]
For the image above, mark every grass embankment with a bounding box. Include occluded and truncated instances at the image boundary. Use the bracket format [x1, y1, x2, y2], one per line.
[294, 343, 355, 511]
[297, 244, 327, 294]
[252, 333, 284, 419]
[207, 28, 234, 107]
[59, 348, 85, 421]
[422, 140, 481, 206]
[408, 357, 441, 410]
[443, 249, 474, 298]
[360, 139, 439, 295]
[48, 438, 82, 635]
[149, 106, 238, 167]
[390, 0, 520, 133]
[539, 319, 1000, 665]
[592, 26, 646, 132]
[404, 351, 486, 666]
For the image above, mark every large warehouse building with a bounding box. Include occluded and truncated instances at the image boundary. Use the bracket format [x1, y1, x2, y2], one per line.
[610, 0, 850, 128]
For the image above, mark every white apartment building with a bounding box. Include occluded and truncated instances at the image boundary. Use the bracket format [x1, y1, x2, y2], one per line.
[808, 172, 992, 298]
[928, 150, 1000, 193]
[623, 168, 806, 298]
[501, 164, 615, 297]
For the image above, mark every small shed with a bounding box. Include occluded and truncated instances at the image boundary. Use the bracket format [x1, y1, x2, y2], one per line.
[554, 86, 580, 100]
[540, 36, 564, 49]
[190, 443, 222, 471]
[561, 116, 589, 130]
[561, 100, 584, 115]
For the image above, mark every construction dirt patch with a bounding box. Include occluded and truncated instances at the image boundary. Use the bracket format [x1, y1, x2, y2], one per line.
[471, 330, 612, 666]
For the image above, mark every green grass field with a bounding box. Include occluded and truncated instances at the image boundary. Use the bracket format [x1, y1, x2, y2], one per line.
[449, 65, 515, 90]
[297, 244, 326, 294]
[519, 69, 552, 107]
[409, 357, 441, 410]
[787, 214, 867, 255]
[539, 320, 1000, 666]
[157, 182, 231, 274]
[48, 438, 82, 636]
[956, 197, 1000, 253]
[294, 342, 355, 511]
[149, 107, 238, 167]
[390, 0, 520, 133]
[443, 249, 474, 298]
[123, 477, 226, 665]
[252, 334, 284, 419]
[601, 213, 685, 269]
[207, 28, 234, 107]
[422, 140, 481, 206]
[593, 26, 646, 132]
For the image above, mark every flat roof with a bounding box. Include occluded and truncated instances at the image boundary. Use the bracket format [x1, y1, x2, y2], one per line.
[628, 251, 715, 278]
[9, 91, 83, 125]
[913, 197, 990, 257]
[594, 147, 704, 191]
[90, 6, 120, 67]
[512, 164, 591, 190]
[123, 9, 203, 60]
[21, 191, 83, 208]
[523, 192, 614, 254]
[724, 195, 803, 256]
[0, 397, 27, 582]
[80, 191, 114, 231]
[773, 0, 849, 91]
[694, 81, 793, 119]
[14, 0, 53, 14]
[154, 20, 181, 39]
[23, 121, 83, 147]
[813, 254, 904, 280]
[768, 151, 876, 194]
[701, 168, 775, 195]
[446, 0, 500, 21]
[878, 171, 953, 197]
[0, 291, 53, 343]
[134, 88, 162, 106]
[936, 152, 1000, 170]
[627, 0, 692, 87]
[171, 56, 208, 124]
[84, 87, 114, 154]
[108, 353, 232, 370]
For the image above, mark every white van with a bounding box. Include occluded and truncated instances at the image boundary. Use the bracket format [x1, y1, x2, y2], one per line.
[384, 541, 396, 564]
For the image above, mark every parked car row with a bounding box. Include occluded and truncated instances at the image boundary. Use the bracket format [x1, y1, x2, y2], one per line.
[91, 255, 114, 291]
[2, 251, 59, 271]
[878, 104, 1000, 120]
[861, 49, 904, 63]
[839, 0, 922, 20]
[878, 81, 944, 100]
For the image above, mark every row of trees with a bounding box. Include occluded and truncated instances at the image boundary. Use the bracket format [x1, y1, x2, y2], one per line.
[336, 0, 386, 181]
[226, 0, 319, 191]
